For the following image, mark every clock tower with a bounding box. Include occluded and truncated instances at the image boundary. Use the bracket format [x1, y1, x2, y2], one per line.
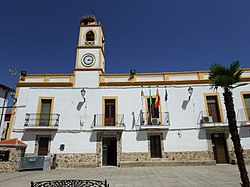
[74, 15, 105, 87]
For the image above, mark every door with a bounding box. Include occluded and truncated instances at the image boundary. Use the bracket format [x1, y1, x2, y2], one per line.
[105, 99, 116, 126]
[38, 137, 49, 156]
[102, 137, 117, 166]
[211, 133, 229, 163]
[150, 135, 162, 158]
[39, 99, 52, 126]
[206, 96, 221, 122]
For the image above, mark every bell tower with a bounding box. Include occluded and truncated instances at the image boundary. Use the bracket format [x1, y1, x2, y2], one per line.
[74, 16, 105, 87]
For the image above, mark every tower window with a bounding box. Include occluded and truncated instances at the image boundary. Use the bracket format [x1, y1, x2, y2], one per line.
[86, 31, 95, 41]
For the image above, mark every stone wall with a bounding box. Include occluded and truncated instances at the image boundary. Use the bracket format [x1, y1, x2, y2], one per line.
[0, 146, 25, 173]
[120, 151, 215, 167]
[55, 153, 96, 168]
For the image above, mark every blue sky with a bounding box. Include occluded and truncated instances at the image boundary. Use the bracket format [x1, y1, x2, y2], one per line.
[0, 0, 250, 89]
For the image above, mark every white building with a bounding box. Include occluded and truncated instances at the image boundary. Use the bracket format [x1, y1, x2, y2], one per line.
[8, 16, 250, 168]
[0, 84, 14, 141]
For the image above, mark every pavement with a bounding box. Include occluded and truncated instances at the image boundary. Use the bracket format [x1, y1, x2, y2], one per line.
[0, 165, 249, 187]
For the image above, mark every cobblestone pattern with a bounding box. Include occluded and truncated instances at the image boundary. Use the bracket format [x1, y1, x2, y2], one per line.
[0, 146, 25, 173]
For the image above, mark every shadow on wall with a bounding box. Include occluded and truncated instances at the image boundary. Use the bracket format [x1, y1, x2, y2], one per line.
[21, 131, 56, 141]
[89, 131, 97, 142]
[198, 129, 207, 140]
[239, 126, 250, 138]
[136, 131, 168, 141]
[181, 100, 189, 110]
[76, 101, 85, 111]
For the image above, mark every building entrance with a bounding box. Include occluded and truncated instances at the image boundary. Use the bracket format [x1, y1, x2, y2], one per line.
[102, 137, 117, 166]
[211, 133, 229, 163]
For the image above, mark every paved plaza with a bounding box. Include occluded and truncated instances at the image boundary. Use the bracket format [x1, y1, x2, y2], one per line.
[0, 165, 249, 187]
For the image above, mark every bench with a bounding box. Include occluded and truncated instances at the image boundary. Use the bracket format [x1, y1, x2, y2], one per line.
[31, 179, 109, 187]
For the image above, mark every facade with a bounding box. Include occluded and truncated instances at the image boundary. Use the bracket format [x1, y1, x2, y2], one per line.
[0, 84, 14, 141]
[8, 16, 250, 168]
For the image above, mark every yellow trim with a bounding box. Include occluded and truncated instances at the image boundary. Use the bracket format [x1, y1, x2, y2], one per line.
[102, 96, 118, 126]
[16, 82, 73, 87]
[203, 93, 224, 123]
[145, 94, 162, 125]
[241, 91, 250, 122]
[36, 97, 55, 126]
[6, 87, 20, 139]
[74, 68, 104, 73]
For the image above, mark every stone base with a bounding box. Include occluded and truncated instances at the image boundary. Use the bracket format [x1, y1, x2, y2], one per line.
[120, 160, 216, 167]
[55, 153, 96, 169]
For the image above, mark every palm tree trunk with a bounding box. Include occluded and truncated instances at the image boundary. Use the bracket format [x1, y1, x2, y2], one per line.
[223, 88, 249, 187]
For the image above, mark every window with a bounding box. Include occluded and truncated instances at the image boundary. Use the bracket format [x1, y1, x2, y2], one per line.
[0, 151, 10, 161]
[86, 30, 95, 41]
[147, 98, 160, 125]
[39, 99, 52, 126]
[105, 99, 116, 126]
[243, 94, 250, 121]
[206, 95, 222, 122]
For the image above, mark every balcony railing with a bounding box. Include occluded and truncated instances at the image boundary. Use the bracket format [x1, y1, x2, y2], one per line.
[198, 109, 228, 127]
[91, 114, 125, 130]
[237, 108, 250, 125]
[24, 113, 60, 129]
[138, 111, 170, 130]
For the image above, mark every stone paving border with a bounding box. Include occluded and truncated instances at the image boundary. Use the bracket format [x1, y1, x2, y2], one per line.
[0, 165, 249, 187]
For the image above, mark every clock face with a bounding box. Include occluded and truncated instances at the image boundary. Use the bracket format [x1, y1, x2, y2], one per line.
[81, 54, 95, 66]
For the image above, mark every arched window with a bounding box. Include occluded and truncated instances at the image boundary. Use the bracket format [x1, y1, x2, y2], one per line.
[86, 30, 95, 41]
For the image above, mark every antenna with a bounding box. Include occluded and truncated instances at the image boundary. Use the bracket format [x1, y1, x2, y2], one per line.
[9, 69, 17, 76]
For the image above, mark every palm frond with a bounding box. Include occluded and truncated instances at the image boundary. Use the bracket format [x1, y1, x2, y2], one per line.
[208, 61, 243, 90]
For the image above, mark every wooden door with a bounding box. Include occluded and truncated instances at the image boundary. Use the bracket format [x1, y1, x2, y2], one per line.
[38, 137, 49, 156]
[206, 96, 221, 122]
[102, 137, 117, 166]
[150, 135, 162, 158]
[105, 99, 115, 126]
[211, 133, 229, 163]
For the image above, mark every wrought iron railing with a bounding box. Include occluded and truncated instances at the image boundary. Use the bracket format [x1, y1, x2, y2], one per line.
[139, 111, 170, 126]
[198, 109, 228, 124]
[24, 113, 60, 127]
[31, 179, 109, 187]
[236, 108, 250, 124]
[92, 114, 125, 128]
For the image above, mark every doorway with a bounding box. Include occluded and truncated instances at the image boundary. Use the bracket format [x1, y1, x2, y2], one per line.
[150, 135, 162, 158]
[102, 137, 117, 166]
[38, 137, 49, 156]
[211, 133, 229, 163]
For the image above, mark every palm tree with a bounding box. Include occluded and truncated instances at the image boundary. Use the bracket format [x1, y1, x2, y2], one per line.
[209, 61, 249, 187]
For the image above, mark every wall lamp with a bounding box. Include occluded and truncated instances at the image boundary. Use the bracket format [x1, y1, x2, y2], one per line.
[188, 86, 193, 100]
[81, 88, 86, 102]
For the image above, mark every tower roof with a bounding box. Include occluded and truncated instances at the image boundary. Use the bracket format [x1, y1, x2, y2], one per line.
[80, 15, 97, 25]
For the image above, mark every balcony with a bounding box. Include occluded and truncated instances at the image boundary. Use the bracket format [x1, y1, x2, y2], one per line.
[198, 110, 228, 128]
[237, 108, 250, 126]
[24, 113, 60, 130]
[139, 112, 170, 130]
[91, 114, 125, 131]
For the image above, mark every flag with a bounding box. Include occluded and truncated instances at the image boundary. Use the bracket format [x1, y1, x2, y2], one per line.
[149, 89, 153, 106]
[165, 88, 168, 101]
[154, 89, 160, 108]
